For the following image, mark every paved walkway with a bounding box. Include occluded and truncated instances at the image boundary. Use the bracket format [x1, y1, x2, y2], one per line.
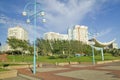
[2, 76, 29, 80]
[17, 61, 120, 80]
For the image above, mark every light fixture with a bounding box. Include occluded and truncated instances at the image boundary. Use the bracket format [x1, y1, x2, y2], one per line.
[26, 19, 30, 23]
[40, 11, 45, 16]
[42, 18, 46, 23]
[22, 11, 27, 16]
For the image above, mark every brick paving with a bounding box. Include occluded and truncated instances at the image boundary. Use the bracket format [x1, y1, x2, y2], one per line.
[17, 61, 120, 80]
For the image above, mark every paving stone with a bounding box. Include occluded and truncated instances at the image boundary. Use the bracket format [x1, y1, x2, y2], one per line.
[56, 70, 119, 80]
[36, 67, 69, 72]
[98, 66, 120, 70]
[2, 76, 29, 80]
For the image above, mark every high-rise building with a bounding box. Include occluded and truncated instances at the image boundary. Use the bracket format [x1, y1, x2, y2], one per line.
[8, 26, 28, 41]
[111, 42, 118, 49]
[5, 26, 28, 51]
[44, 32, 68, 40]
[68, 25, 88, 44]
[68, 28, 72, 40]
[59, 34, 68, 40]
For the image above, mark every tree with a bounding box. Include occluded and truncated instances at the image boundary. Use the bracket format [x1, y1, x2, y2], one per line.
[7, 38, 19, 54]
[111, 48, 120, 57]
[7, 38, 31, 55]
[28, 46, 34, 55]
[35, 38, 100, 57]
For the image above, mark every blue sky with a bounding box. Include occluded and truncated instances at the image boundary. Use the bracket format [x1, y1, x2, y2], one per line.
[0, 0, 120, 47]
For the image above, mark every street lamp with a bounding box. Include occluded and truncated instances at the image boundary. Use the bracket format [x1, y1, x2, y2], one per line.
[101, 48, 104, 61]
[26, 19, 31, 23]
[22, 11, 27, 16]
[22, 0, 45, 74]
[90, 41, 95, 65]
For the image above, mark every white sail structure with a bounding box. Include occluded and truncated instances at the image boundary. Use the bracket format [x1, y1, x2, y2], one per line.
[93, 38, 116, 47]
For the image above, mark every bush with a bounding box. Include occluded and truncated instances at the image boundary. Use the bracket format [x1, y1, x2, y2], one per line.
[49, 56, 57, 59]
[68, 55, 74, 58]
[6, 50, 22, 55]
[58, 54, 68, 59]
[3, 64, 9, 67]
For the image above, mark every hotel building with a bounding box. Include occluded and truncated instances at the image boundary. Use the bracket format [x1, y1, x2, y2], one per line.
[68, 25, 88, 44]
[8, 26, 28, 40]
[0, 26, 28, 51]
[44, 32, 68, 40]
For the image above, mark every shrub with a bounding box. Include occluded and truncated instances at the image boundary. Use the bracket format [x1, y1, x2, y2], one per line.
[3, 64, 9, 67]
[49, 56, 57, 59]
[58, 54, 68, 59]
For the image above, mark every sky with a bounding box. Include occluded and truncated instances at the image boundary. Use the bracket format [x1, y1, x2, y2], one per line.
[0, 0, 120, 47]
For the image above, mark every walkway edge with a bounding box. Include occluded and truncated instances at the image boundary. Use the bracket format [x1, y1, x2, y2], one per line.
[18, 74, 41, 80]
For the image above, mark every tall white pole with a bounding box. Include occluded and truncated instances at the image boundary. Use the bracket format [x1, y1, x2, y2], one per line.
[92, 46, 95, 65]
[101, 48, 104, 61]
[33, 0, 37, 74]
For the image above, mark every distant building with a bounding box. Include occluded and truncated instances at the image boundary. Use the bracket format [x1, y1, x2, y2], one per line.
[59, 34, 68, 40]
[111, 42, 118, 49]
[68, 25, 88, 44]
[44, 32, 68, 40]
[68, 28, 73, 40]
[0, 26, 28, 52]
[8, 26, 28, 40]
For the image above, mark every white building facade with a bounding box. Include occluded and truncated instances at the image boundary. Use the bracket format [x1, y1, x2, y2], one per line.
[8, 26, 28, 40]
[0, 26, 28, 52]
[112, 42, 118, 49]
[44, 25, 88, 44]
[44, 32, 68, 40]
[68, 25, 88, 44]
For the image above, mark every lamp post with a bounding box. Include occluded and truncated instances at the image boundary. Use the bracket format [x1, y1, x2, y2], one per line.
[22, 0, 45, 74]
[92, 45, 95, 65]
[94, 46, 104, 61]
[101, 48, 104, 61]
[90, 41, 95, 65]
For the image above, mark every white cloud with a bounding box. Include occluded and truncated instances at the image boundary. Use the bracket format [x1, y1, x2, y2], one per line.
[0, 14, 10, 24]
[88, 27, 112, 39]
[37, 0, 108, 33]
[94, 28, 112, 38]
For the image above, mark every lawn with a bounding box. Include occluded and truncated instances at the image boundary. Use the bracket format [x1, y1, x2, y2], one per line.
[6, 53, 120, 64]
[7, 55, 92, 63]
[0, 68, 9, 72]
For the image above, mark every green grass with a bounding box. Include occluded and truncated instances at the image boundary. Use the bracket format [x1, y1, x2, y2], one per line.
[7, 55, 93, 63]
[6, 54, 120, 64]
[0, 63, 26, 67]
[7, 55, 33, 62]
[0, 68, 9, 72]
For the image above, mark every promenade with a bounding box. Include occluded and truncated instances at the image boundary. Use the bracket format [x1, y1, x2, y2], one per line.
[3, 61, 120, 80]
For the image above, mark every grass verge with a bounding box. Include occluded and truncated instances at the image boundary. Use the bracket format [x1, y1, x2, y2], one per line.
[6, 54, 120, 64]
